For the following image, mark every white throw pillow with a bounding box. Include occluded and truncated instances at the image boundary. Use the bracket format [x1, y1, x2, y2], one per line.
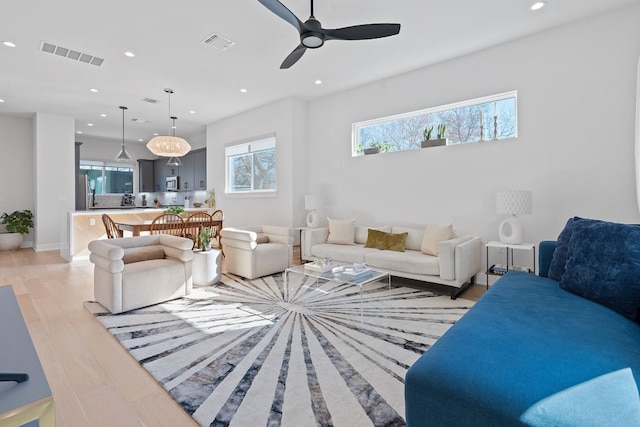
[327, 218, 357, 245]
[421, 223, 453, 256]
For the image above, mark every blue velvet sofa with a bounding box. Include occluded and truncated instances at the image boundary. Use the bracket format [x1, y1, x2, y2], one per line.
[405, 224, 640, 426]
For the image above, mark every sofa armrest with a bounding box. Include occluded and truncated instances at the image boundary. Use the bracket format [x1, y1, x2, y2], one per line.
[220, 228, 258, 251]
[261, 225, 293, 246]
[538, 241, 557, 278]
[88, 239, 125, 260]
[302, 228, 329, 260]
[438, 236, 481, 283]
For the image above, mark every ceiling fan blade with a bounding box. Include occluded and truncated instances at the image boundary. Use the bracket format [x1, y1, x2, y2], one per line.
[257, 0, 303, 32]
[323, 23, 401, 41]
[280, 44, 307, 69]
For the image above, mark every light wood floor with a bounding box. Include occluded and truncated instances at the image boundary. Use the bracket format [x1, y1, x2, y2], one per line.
[1, 249, 484, 426]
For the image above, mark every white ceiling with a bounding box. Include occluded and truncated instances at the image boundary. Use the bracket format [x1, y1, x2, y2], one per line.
[0, 0, 637, 145]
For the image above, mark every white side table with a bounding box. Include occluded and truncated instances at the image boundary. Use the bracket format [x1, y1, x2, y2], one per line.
[485, 241, 536, 288]
[192, 249, 222, 286]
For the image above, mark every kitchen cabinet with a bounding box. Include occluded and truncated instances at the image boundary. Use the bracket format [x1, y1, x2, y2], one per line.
[193, 149, 207, 190]
[138, 160, 155, 192]
[153, 158, 166, 192]
[179, 153, 195, 190]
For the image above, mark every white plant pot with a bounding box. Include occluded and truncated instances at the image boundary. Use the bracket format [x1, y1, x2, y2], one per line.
[0, 233, 23, 251]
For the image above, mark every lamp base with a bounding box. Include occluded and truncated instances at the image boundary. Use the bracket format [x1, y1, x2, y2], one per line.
[306, 210, 320, 228]
[499, 216, 524, 245]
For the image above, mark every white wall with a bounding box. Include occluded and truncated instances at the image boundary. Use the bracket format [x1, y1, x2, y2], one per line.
[34, 113, 75, 253]
[0, 115, 35, 246]
[206, 98, 306, 227]
[305, 4, 640, 251]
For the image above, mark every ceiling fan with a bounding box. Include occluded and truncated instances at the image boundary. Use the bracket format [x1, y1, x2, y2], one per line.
[258, 0, 401, 69]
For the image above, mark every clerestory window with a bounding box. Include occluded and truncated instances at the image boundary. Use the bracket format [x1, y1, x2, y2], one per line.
[352, 91, 517, 156]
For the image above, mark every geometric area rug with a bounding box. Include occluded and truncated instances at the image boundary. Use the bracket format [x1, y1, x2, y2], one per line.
[85, 273, 474, 427]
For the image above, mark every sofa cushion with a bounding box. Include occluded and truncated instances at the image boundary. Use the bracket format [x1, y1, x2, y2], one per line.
[355, 225, 391, 244]
[421, 223, 453, 256]
[391, 226, 425, 251]
[310, 243, 378, 264]
[122, 245, 165, 264]
[559, 220, 640, 322]
[327, 218, 356, 245]
[365, 229, 408, 252]
[366, 249, 440, 276]
[548, 217, 595, 281]
[256, 233, 269, 244]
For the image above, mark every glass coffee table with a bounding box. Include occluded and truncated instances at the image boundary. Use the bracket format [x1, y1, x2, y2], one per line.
[283, 262, 390, 302]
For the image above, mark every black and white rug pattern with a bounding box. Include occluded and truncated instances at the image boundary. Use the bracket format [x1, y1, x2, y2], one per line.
[89, 273, 473, 427]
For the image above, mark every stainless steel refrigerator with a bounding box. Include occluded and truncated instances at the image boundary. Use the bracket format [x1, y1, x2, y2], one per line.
[76, 175, 91, 210]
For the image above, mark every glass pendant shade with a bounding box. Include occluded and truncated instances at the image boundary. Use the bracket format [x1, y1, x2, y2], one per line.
[166, 156, 182, 166]
[115, 106, 132, 161]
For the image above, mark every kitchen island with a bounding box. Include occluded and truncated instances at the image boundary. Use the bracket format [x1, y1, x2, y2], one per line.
[69, 207, 214, 261]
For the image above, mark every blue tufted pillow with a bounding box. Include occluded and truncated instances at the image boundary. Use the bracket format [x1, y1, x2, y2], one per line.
[547, 217, 602, 281]
[559, 220, 640, 322]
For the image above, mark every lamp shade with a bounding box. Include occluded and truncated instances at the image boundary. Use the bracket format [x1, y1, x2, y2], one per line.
[497, 190, 533, 216]
[146, 136, 191, 157]
[305, 194, 324, 210]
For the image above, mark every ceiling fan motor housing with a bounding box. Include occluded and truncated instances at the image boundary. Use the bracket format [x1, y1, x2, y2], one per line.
[301, 18, 324, 48]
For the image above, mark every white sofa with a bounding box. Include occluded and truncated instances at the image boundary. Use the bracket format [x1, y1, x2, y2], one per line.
[302, 224, 482, 299]
[88, 235, 194, 314]
[220, 225, 293, 279]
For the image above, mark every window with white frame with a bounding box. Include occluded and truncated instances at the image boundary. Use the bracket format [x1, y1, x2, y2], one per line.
[225, 136, 276, 194]
[80, 160, 134, 194]
[352, 91, 517, 156]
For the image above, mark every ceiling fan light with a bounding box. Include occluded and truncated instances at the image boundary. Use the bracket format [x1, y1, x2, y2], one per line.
[146, 136, 192, 157]
[302, 34, 324, 48]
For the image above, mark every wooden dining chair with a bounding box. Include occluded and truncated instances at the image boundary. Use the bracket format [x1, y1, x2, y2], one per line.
[149, 213, 185, 237]
[102, 214, 123, 239]
[185, 212, 212, 249]
[210, 210, 224, 255]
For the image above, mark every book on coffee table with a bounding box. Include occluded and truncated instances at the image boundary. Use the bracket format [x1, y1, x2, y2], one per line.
[340, 267, 373, 280]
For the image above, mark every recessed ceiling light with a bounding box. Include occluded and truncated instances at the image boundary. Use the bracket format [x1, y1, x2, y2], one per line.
[531, 1, 546, 10]
[89, 88, 98, 93]
[0, 99, 5, 103]
[315, 80, 322, 85]
[77, 131, 83, 134]
[240, 88, 248, 93]
[124, 51, 135, 57]
[153, 133, 158, 136]
[2, 41, 16, 48]
[100, 113, 107, 117]
[189, 110, 196, 114]
[87, 123, 93, 126]
[138, 138, 143, 142]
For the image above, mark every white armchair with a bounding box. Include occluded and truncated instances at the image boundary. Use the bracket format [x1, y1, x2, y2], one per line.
[220, 225, 293, 279]
[88, 235, 193, 314]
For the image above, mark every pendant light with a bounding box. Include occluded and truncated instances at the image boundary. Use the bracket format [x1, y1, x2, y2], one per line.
[114, 106, 132, 161]
[146, 88, 191, 157]
[166, 116, 182, 166]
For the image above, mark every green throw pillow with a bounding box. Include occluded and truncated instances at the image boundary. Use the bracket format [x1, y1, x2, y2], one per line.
[365, 229, 408, 252]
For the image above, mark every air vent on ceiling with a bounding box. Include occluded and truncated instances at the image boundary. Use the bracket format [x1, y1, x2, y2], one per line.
[202, 32, 236, 51]
[131, 118, 149, 123]
[40, 41, 104, 66]
[142, 98, 160, 104]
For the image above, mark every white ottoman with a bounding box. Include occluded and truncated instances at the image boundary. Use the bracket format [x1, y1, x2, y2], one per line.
[192, 249, 222, 286]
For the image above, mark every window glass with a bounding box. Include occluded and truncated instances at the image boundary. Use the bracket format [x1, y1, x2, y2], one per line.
[80, 161, 134, 194]
[352, 91, 517, 156]
[226, 137, 276, 194]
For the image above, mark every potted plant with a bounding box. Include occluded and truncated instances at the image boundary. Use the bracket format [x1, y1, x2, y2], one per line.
[141, 194, 147, 207]
[421, 123, 447, 148]
[0, 209, 34, 251]
[164, 205, 185, 216]
[199, 227, 212, 251]
[363, 141, 390, 155]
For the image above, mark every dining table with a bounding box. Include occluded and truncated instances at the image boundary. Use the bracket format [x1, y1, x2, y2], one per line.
[115, 217, 224, 251]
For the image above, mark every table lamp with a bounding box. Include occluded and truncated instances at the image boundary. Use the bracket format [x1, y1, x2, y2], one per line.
[496, 190, 532, 244]
[305, 194, 324, 228]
